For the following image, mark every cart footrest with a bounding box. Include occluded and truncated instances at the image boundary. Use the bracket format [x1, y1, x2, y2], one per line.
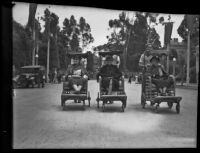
[153, 96, 182, 103]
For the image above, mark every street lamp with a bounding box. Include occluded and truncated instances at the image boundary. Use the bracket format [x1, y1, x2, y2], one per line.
[173, 57, 176, 76]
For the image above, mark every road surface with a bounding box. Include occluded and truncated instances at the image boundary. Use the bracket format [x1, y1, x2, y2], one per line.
[13, 80, 198, 148]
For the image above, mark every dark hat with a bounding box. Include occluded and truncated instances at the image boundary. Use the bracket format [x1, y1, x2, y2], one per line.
[105, 55, 113, 61]
[150, 55, 160, 62]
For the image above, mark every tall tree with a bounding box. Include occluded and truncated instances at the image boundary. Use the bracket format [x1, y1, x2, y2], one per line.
[106, 11, 162, 72]
[13, 20, 32, 67]
[177, 15, 199, 46]
[26, 3, 37, 65]
[41, 8, 60, 71]
[79, 17, 94, 51]
[26, 3, 37, 31]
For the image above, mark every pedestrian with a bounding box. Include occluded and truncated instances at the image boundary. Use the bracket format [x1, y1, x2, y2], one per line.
[57, 71, 61, 83]
[181, 65, 186, 86]
[48, 72, 52, 83]
[139, 43, 153, 70]
[53, 68, 57, 83]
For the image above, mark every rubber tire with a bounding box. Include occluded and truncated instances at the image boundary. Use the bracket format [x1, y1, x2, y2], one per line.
[121, 104, 125, 112]
[176, 104, 180, 114]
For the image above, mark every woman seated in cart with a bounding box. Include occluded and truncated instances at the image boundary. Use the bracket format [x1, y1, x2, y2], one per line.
[96, 55, 122, 95]
[148, 55, 174, 96]
[65, 56, 88, 94]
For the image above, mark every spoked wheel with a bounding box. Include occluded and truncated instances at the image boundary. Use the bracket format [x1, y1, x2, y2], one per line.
[167, 102, 173, 109]
[176, 103, 180, 114]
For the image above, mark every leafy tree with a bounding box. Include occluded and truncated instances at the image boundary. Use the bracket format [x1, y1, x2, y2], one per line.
[105, 11, 162, 72]
[177, 15, 199, 46]
[13, 20, 32, 68]
[177, 15, 199, 83]
[79, 17, 94, 51]
[41, 8, 60, 71]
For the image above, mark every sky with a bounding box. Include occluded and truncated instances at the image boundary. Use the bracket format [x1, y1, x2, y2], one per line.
[12, 2, 185, 49]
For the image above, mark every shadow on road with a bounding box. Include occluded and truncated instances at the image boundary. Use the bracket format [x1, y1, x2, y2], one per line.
[129, 103, 179, 115]
[95, 105, 124, 113]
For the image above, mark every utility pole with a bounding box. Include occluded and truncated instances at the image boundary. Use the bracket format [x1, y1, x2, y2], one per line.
[196, 45, 199, 84]
[166, 44, 170, 73]
[35, 15, 39, 65]
[32, 18, 36, 65]
[186, 30, 190, 86]
[46, 17, 50, 83]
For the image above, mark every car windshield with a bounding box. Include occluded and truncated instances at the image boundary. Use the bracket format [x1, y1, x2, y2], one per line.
[21, 68, 39, 74]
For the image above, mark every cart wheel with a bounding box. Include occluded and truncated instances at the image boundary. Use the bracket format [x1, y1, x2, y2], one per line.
[167, 102, 173, 109]
[141, 95, 144, 105]
[176, 104, 180, 114]
[61, 100, 64, 107]
[142, 102, 146, 109]
[97, 92, 100, 108]
[141, 94, 146, 108]
[155, 104, 159, 113]
[124, 100, 127, 108]
[88, 99, 90, 107]
[88, 91, 91, 107]
[97, 101, 99, 108]
[62, 103, 65, 110]
[102, 103, 105, 112]
[121, 104, 125, 112]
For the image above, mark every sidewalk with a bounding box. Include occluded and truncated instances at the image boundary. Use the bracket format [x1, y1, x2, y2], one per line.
[175, 82, 198, 90]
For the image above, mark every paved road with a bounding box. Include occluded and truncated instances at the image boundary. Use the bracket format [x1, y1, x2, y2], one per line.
[13, 80, 197, 148]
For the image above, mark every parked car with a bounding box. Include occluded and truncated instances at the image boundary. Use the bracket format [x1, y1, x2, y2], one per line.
[13, 65, 45, 88]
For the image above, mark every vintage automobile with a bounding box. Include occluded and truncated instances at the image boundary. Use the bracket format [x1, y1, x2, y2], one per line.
[13, 65, 45, 88]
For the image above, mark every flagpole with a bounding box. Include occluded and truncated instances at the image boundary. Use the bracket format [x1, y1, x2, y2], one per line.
[186, 30, 190, 86]
[35, 15, 39, 65]
[166, 43, 170, 73]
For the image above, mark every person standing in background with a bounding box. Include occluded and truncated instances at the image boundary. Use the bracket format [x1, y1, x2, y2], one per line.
[112, 54, 120, 68]
[139, 44, 153, 69]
